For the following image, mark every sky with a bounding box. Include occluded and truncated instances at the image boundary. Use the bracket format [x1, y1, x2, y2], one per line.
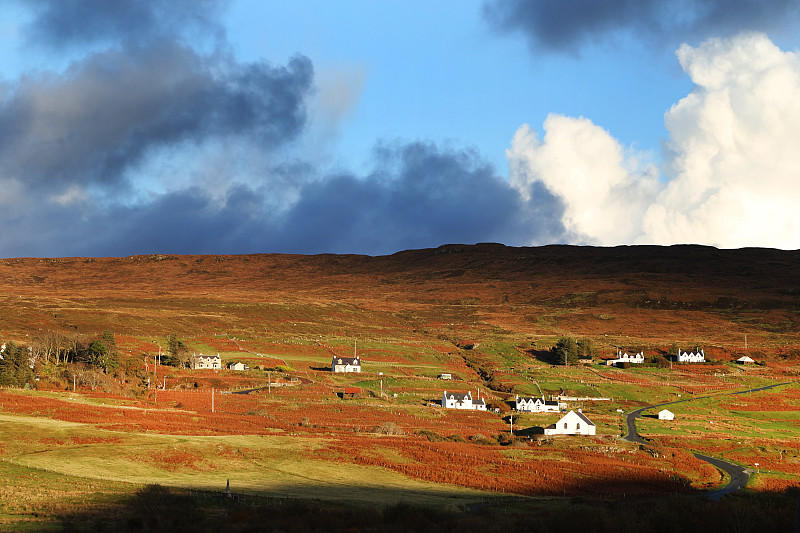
[1, 0, 799, 257]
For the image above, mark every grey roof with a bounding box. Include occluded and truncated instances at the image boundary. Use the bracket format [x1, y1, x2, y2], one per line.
[332, 356, 360, 365]
[447, 392, 471, 401]
[575, 411, 596, 426]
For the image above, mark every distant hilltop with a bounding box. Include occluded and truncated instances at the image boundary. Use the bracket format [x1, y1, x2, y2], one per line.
[1, 243, 798, 351]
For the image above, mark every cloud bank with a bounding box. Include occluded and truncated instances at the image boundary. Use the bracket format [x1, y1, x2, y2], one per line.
[508, 32, 800, 249]
[483, 0, 800, 52]
[0, 0, 566, 257]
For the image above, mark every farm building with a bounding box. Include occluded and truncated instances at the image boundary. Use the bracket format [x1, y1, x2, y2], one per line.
[544, 410, 596, 436]
[438, 373, 452, 380]
[515, 396, 560, 413]
[193, 353, 221, 370]
[228, 362, 249, 371]
[331, 356, 361, 373]
[442, 391, 486, 411]
[736, 355, 755, 364]
[606, 348, 645, 366]
[658, 409, 675, 420]
[339, 387, 362, 399]
[676, 349, 705, 363]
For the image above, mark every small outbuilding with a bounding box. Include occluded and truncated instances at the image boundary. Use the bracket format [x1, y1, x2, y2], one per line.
[339, 387, 362, 399]
[736, 355, 755, 364]
[658, 409, 675, 420]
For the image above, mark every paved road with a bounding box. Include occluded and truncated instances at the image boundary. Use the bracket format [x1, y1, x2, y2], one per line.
[622, 380, 793, 499]
[695, 453, 750, 501]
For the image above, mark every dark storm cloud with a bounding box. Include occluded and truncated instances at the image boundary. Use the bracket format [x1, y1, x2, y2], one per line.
[0, 1, 569, 258]
[0, 42, 313, 191]
[271, 142, 565, 254]
[0, 142, 566, 258]
[23, 0, 227, 48]
[483, 0, 800, 52]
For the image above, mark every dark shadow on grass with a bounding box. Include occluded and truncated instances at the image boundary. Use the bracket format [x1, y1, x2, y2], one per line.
[54, 483, 800, 533]
[525, 349, 556, 365]
[514, 426, 545, 437]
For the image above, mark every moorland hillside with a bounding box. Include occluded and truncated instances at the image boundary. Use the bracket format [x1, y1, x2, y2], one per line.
[1, 243, 798, 353]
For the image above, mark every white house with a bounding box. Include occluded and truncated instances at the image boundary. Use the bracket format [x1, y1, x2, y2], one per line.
[193, 353, 222, 370]
[677, 349, 705, 363]
[606, 348, 645, 366]
[332, 356, 361, 373]
[658, 409, 675, 420]
[442, 390, 486, 411]
[515, 396, 560, 413]
[228, 361, 249, 371]
[544, 410, 596, 436]
[736, 355, 754, 364]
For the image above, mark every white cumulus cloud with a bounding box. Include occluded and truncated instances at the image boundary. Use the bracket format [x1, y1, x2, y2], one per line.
[508, 32, 800, 249]
[508, 115, 659, 245]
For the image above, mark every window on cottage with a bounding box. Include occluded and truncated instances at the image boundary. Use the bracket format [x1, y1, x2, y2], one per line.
[563, 422, 568, 429]
[577, 423, 581, 430]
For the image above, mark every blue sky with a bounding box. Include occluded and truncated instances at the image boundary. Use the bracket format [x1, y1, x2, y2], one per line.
[224, 0, 689, 173]
[1, 0, 799, 257]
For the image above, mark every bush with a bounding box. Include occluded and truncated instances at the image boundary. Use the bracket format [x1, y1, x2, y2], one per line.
[416, 429, 445, 442]
[470, 433, 496, 445]
[654, 356, 670, 368]
[373, 422, 402, 435]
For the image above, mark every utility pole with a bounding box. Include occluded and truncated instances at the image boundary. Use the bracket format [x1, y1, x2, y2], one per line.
[212, 387, 215, 413]
[510, 414, 513, 436]
[268, 371, 271, 394]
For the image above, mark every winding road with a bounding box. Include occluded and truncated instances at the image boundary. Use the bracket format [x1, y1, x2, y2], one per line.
[622, 381, 793, 500]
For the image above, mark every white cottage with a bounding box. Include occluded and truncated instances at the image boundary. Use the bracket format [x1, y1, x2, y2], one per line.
[442, 391, 486, 411]
[331, 356, 361, 373]
[515, 396, 560, 413]
[544, 410, 596, 435]
[228, 361, 249, 371]
[193, 353, 222, 370]
[677, 349, 705, 363]
[606, 348, 646, 366]
[658, 409, 675, 420]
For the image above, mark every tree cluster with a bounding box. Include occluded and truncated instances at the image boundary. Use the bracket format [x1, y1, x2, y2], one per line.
[162, 334, 192, 368]
[550, 337, 596, 365]
[0, 342, 35, 387]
